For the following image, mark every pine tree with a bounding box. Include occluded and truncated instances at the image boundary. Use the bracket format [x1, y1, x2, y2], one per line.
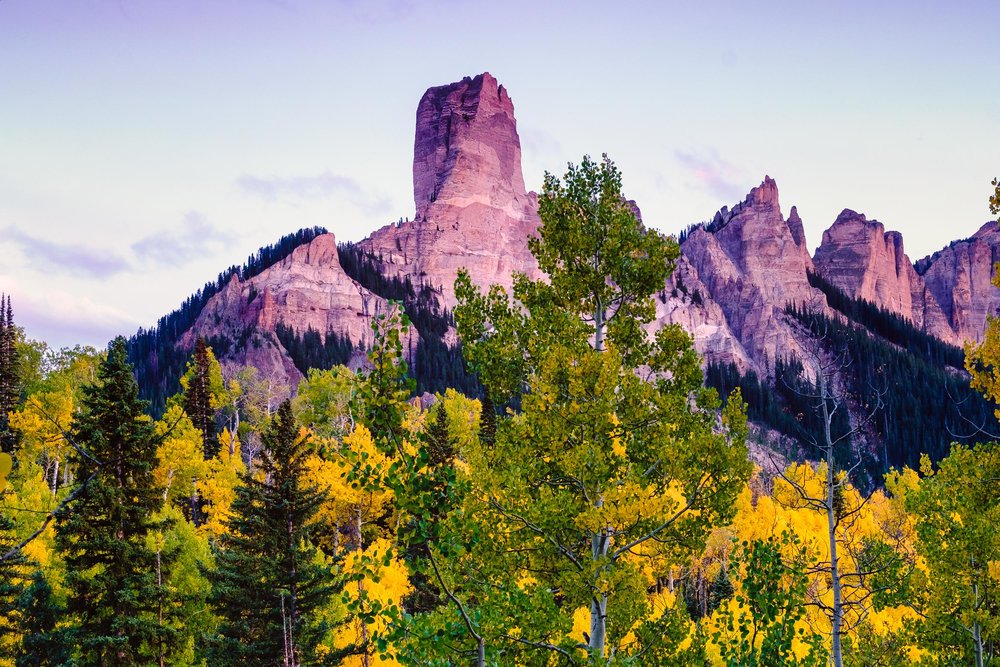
[402, 399, 455, 616]
[478, 390, 496, 449]
[55, 336, 177, 665]
[205, 401, 335, 666]
[16, 570, 70, 667]
[0, 294, 21, 454]
[0, 510, 28, 662]
[182, 337, 221, 459]
[426, 400, 453, 468]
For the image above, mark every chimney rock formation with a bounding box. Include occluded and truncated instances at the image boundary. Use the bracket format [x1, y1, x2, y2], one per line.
[361, 72, 541, 304]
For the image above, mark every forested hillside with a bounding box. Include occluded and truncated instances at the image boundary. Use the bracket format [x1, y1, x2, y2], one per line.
[127, 227, 328, 414]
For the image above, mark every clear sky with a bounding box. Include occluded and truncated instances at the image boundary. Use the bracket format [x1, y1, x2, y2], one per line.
[2, 0, 997, 348]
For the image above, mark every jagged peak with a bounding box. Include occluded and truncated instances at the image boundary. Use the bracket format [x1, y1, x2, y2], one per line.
[745, 175, 779, 207]
[706, 176, 783, 234]
[787, 205, 806, 247]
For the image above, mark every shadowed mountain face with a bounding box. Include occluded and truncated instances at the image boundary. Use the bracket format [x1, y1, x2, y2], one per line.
[141, 72, 1000, 428]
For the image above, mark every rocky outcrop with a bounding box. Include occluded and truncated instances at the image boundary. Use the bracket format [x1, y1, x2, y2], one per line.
[812, 210, 956, 342]
[360, 72, 541, 304]
[649, 255, 753, 372]
[916, 221, 1000, 344]
[180, 233, 403, 388]
[676, 177, 827, 372]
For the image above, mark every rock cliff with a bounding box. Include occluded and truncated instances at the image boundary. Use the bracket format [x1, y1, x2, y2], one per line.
[360, 72, 541, 305]
[179, 233, 400, 388]
[676, 177, 827, 372]
[812, 210, 956, 342]
[157, 71, 999, 400]
[810, 210, 1000, 345]
[915, 221, 1000, 344]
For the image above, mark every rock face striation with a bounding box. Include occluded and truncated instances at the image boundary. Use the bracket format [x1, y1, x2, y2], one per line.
[811, 211, 1000, 345]
[914, 222, 1000, 344]
[179, 233, 401, 388]
[811, 210, 957, 343]
[360, 72, 541, 305]
[673, 177, 828, 372]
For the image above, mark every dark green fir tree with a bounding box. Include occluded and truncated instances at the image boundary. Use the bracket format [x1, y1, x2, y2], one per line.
[55, 336, 177, 666]
[16, 570, 70, 667]
[205, 400, 336, 666]
[0, 294, 21, 454]
[182, 337, 219, 459]
[0, 509, 28, 662]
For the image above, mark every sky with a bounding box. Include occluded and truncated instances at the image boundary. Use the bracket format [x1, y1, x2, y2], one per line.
[1, 0, 998, 348]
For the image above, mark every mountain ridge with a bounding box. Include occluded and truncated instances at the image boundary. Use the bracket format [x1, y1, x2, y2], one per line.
[128, 72, 1000, 470]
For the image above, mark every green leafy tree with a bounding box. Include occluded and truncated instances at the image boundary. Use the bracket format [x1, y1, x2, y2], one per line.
[453, 155, 752, 664]
[205, 400, 337, 666]
[906, 445, 999, 667]
[712, 534, 825, 667]
[55, 336, 178, 665]
[291, 366, 358, 441]
[990, 177, 999, 220]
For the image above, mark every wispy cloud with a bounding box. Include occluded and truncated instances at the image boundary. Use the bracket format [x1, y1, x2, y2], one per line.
[131, 211, 229, 266]
[674, 150, 746, 202]
[236, 172, 392, 216]
[1, 227, 131, 279]
[0, 274, 138, 348]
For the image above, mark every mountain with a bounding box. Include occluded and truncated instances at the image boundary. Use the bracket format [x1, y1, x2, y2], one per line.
[129, 71, 1000, 473]
[671, 179, 829, 375]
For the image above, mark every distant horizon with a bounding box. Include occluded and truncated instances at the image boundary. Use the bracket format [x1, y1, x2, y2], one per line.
[2, 1, 997, 348]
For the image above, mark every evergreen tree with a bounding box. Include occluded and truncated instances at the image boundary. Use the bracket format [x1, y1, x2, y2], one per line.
[16, 570, 70, 667]
[0, 294, 21, 454]
[205, 401, 336, 666]
[478, 390, 496, 449]
[0, 509, 28, 662]
[426, 400, 453, 468]
[55, 336, 177, 666]
[402, 399, 454, 616]
[182, 337, 221, 460]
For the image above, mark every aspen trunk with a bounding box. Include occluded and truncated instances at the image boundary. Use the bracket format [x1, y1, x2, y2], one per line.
[820, 376, 844, 667]
[589, 496, 609, 660]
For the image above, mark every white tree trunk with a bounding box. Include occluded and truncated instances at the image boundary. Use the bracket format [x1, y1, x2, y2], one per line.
[820, 376, 844, 667]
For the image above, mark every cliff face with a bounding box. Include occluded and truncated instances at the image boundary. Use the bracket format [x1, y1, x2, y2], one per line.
[915, 222, 1000, 344]
[675, 178, 827, 372]
[812, 210, 957, 342]
[649, 255, 753, 372]
[179, 233, 401, 388]
[360, 72, 541, 304]
[813, 210, 916, 317]
[810, 211, 1000, 345]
